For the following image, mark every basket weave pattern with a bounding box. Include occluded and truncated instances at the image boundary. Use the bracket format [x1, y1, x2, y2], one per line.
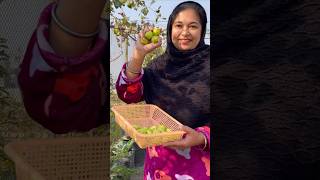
[4, 137, 108, 180]
[111, 104, 185, 148]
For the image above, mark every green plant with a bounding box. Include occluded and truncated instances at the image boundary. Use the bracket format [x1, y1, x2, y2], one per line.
[0, 37, 9, 107]
[143, 45, 165, 67]
[110, 138, 137, 179]
[110, 76, 123, 142]
[108, 0, 165, 48]
[0, 36, 15, 178]
[108, 1, 166, 178]
[110, 75, 137, 179]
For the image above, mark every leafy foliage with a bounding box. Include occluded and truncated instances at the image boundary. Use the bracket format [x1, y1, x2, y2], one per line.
[143, 45, 165, 67]
[110, 138, 137, 179]
[108, 1, 167, 178]
[0, 37, 9, 107]
[108, 0, 166, 47]
[0, 37, 18, 178]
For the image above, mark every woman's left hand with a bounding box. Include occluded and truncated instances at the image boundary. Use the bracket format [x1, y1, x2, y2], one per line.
[163, 125, 205, 150]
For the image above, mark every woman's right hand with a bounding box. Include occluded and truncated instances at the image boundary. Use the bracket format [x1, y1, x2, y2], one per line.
[133, 26, 162, 62]
[126, 26, 162, 79]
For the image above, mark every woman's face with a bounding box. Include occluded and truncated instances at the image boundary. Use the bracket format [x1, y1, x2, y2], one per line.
[171, 8, 202, 51]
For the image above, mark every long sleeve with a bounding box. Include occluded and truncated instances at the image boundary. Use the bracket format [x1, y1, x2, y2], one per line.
[196, 126, 210, 152]
[115, 63, 144, 104]
[17, 3, 107, 133]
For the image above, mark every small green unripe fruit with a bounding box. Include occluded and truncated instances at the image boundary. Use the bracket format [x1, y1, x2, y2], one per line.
[113, 28, 120, 36]
[151, 36, 159, 44]
[153, 28, 161, 36]
[140, 37, 150, 45]
[134, 124, 170, 134]
[144, 31, 154, 40]
[119, 0, 127, 4]
[127, 2, 134, 8]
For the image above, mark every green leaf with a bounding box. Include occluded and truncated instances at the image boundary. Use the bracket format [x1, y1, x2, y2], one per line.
[141, 7, 149, 16]
[113, 0, 122, 9]
[156, 6, 161, 13]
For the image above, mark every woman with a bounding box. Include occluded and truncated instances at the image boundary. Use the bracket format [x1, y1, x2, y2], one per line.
[116, 1, 211, 179]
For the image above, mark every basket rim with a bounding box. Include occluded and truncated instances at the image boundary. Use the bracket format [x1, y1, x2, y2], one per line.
[111, 104, 186, 148]
[134, 129, 185, 136]
[111, 104, 184, 127]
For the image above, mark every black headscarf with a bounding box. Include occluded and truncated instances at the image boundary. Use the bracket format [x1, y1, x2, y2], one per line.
[166, 1, 208, 58]
[142, 1, 211, 128]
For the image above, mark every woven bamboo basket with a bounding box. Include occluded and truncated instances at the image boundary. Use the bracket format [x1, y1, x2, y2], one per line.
[111, 104, 185, 148]
[4, 137, 108, 180]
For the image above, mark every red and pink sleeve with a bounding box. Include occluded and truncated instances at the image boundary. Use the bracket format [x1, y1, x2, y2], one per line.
[115, 63, 144, 104]
[17, 3, 107, 133]
[196, 126, 211, 151]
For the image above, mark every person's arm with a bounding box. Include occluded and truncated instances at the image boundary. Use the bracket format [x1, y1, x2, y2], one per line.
[196, 126, 210, 151]
[17, 2, 107, 133]
[115, 63, 144, 104]
[49, 0, 105, 57]
[163, 126, 210, 152]
[115, 27, 162, 103]
[125, 27, 162, 79]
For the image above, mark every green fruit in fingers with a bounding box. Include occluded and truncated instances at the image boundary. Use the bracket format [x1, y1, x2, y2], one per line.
[144, 31, 154, 40]
[127, 1, 134, 8]
[119, 0, 127, 4]
[140, 37, 150, 45]
[134, 124, 171, 134]
[151, 36, 159, 44]
[152, 27, 161, 36]
[113, 28, 120, 36]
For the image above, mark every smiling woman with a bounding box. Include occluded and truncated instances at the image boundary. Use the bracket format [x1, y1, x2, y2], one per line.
[171, 8, 202, 50]
[115, 1, 211, 179]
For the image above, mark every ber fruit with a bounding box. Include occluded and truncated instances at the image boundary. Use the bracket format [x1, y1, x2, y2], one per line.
[151, 36, 159, 44]
[153, 28, 161, 36]
[113, 28, 120, 36]
[140, 27, 162, 45]
[134, 124, 171, 134]
[144, 31, 154, 40]
[140, 37, 150, 45]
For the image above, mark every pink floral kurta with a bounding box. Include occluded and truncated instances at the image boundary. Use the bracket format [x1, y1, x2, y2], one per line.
[116, 67, 211, 180]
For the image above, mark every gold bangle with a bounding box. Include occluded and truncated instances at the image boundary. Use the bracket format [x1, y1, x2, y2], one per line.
[51, 4, 100, 38]
[200, 132, 207, 151]
[126, 62, 141, 74]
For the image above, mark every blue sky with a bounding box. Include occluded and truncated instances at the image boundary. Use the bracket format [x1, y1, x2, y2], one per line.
[110, 0, 210, 80]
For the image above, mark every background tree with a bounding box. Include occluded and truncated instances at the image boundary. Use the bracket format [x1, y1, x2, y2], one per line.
[108, 1, 166, 179]
[109, 0, 164, 42]
[0, 36, 15, 178]
[108, 0, 166, 63]
[0, 37, 9, 105]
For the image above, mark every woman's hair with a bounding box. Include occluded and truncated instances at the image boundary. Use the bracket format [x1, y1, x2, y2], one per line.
[167, 1, 207, 41]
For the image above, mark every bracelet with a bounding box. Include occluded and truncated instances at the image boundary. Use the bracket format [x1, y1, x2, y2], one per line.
[126, 62, 141, 74]
[200, 132, 207, 151]
[51, 4, 100, 38]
